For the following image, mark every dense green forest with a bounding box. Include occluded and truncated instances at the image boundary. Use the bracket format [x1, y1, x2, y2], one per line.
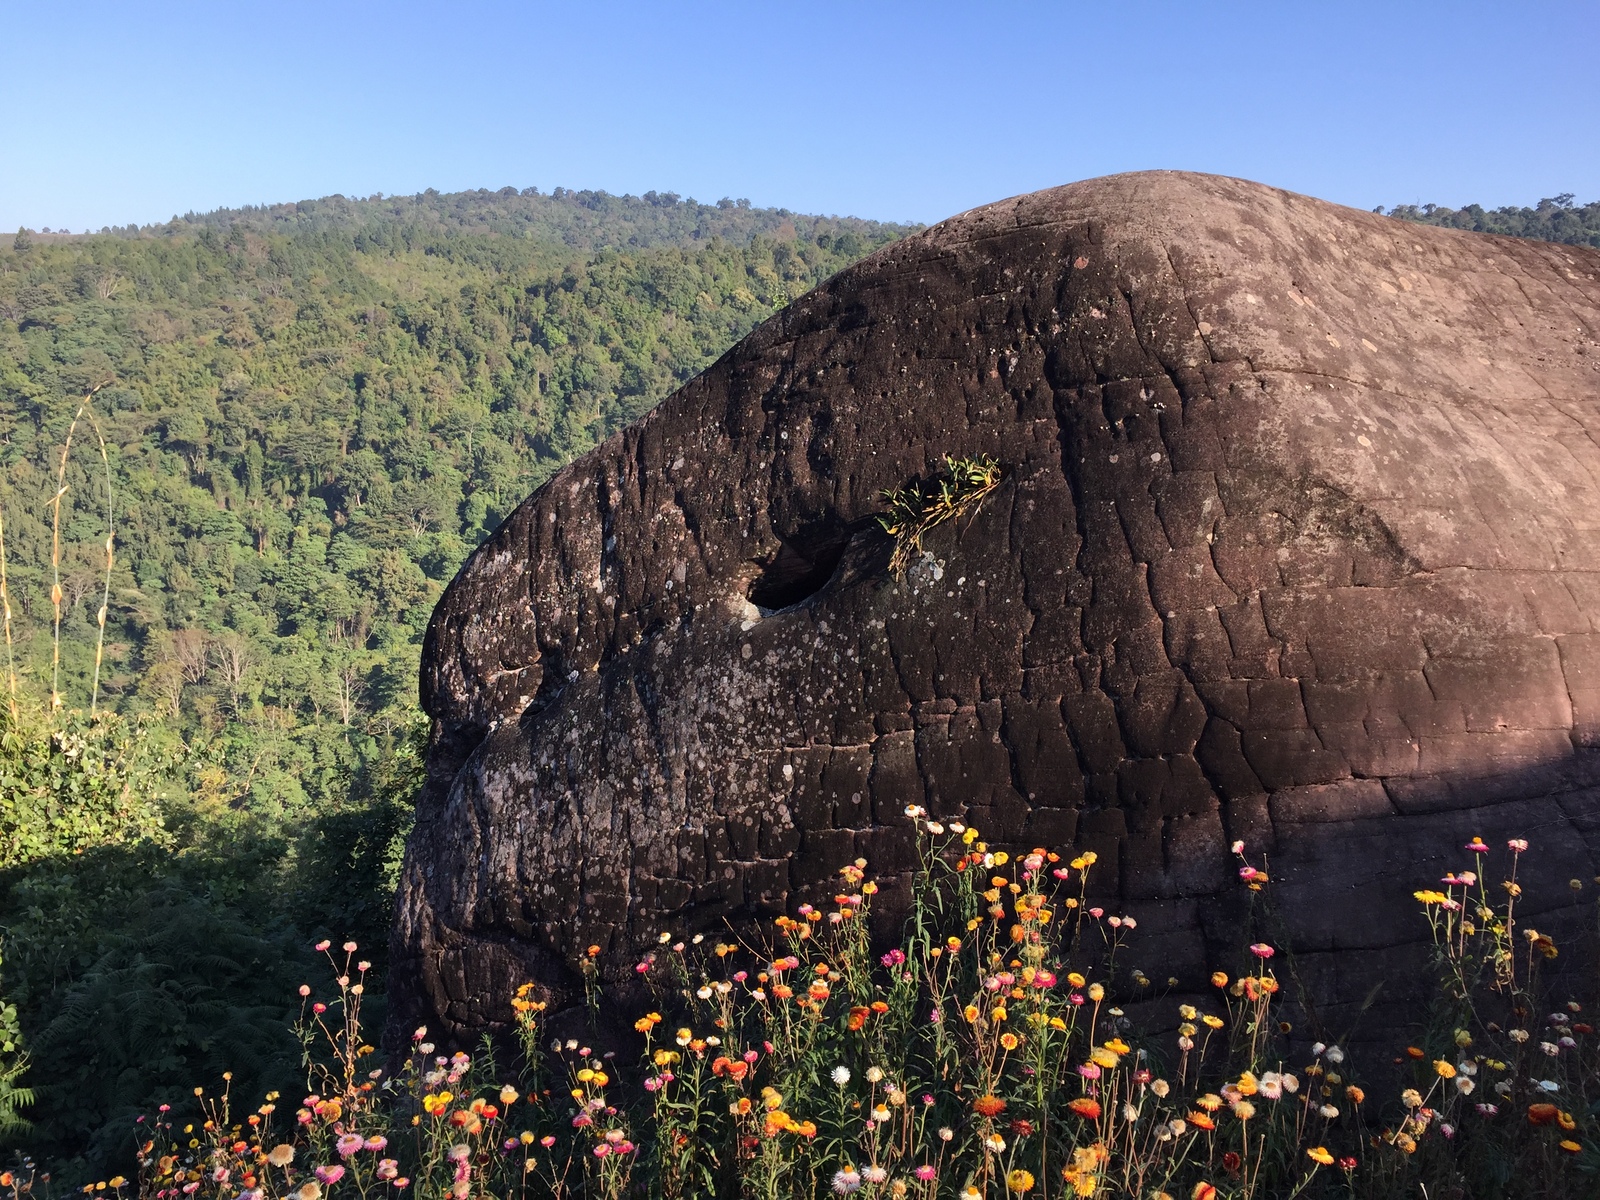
[0, 180, 1589, 1174]
[0, 187, 913, 1172]
[1381, 191, 1600, 247]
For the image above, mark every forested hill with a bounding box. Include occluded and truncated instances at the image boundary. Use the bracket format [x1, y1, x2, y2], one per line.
[0, 188, 915, 812]
[164, 185, 906, 251]
[1381, 192, 1599, 247]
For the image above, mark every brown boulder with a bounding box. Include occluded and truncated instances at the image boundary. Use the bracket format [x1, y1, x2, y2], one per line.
[389, 171, 1600, 1048]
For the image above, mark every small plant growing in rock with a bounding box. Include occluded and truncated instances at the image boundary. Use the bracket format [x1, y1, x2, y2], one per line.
[878, 455, 1002, 578]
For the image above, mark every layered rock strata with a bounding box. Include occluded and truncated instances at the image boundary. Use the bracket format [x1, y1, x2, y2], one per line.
[391, 171, 1600, 1047]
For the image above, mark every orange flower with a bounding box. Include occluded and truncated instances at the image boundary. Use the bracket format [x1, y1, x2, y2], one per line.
[1187, 1112, 1215, 1131]
[1561, 1140, 1583, 1153]
[847, 1006, 869, 1031]
[1068, 1097, 1102, 1119]
[974, 1094, 1007, 1118]
[1406, 1047, 1424, 1059]
[1528, 1103, 1560, 1126]
[1558, 1110, 1577, 1131]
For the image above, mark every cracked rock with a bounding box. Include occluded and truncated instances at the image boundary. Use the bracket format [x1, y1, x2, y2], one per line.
[389, 171, 1600, 1052]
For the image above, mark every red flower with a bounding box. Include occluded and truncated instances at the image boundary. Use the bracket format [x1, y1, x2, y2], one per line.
[1222, 1152, 1242, 1174]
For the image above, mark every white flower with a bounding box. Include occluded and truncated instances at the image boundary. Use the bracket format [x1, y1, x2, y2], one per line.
[1122, 1103, 1140, 1122]
[1320, 1104, 1339, 1119]
[1324, 1045, 1345, 1064]
[949, 822, 966, 833]
[696, 986, 713, 999]
[1150, 1079, 1170, 1098]
[984, 1133, 1006, 1153]
[904, 805, 927, 818]
[861, 1167, 887, 1184]
[938, 1127, 954, 1141]
[1455, 1077, 1475, 1095]
[1281, 1073, 1300, 1094]
[1508, 1029, 1530, 1043]
[1537, 1079, 1561, 1092]
[1541, 1041, 1561, 1057]
[1311, 1041, 1327, 1057]
[866, 1066, 885, 1083]
[926, 822, 945, 834]
[832, 1066, 852, 1085]
[831, 1169, 862, 1194]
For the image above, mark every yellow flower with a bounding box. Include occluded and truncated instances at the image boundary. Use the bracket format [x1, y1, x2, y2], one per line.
[1000, 1032, 1021, 1051]
[1202, 1015, 1225, 1029]
[1105, 1038, 1130, 1054]
[1091, 1047, 1120, 1069]
[500, 1085, 520, 1105]
[1414, 890, 1448, 905]
[1394, 1133, 1416, 1154]
[1195, 1093, 1223, 1112]
[422, 1092, 452, 1116]
[1231, 1100, 1256, 1120]
[1067, 972, 1087, 988]
[1210, 972, 1228, 988]
[1005, 1169, 1035, 1193]
[1236, 1072, 1259, 1096]
[1401, 1088, 1422, 1109]
[1434, 1060, 1456, 1079]
[1087, 983, 1105, 1003]
[1306, 1147, 1334, 1166]
[964, 1005, 981, 1023]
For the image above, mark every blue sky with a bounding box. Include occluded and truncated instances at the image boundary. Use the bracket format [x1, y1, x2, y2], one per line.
[2, 0, 1596, 231]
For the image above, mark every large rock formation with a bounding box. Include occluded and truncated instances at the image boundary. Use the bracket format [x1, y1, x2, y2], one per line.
[390, 171, 1600, 1048]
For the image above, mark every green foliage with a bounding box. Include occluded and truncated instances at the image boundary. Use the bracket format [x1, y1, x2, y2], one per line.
[0, 187, 910, 821]
[0, 708, 175, 864]
[1380, 193, 1599, 248]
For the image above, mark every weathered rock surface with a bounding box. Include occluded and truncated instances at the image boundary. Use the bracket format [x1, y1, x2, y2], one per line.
[390, 171, 1600, 1048]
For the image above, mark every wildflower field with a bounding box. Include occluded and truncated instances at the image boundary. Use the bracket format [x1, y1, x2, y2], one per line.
[15, 809, 1593, 1200]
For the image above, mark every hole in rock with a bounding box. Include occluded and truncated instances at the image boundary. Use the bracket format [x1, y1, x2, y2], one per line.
[747, 526, 854, 612]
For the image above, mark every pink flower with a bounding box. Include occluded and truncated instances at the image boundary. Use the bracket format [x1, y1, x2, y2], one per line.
[1088, 907, 1104, 919]
[541, 1136, 557, 1148]
[336, 1133, 364, 1157]
[313, 1002, 327, 1014]
[743, 1050, 759, 1064]
[1052, 867, 1070, 879]
[1078, 1063, 1102, 1079]
[881, 949, 906, 967]
[376, 1161, 399, 1181]
[314, 940, 331, 952]
[365, 1136, 388, 1152]
[593, 1145, 610, 1159]
[915, 1166, 937, 1181]
[343, 941, 357, 952]
[635, 962, 651, 974]
[315, 1166, 346, 1185]
[298, 984, 311, 997]
[1508, 839, 1529, 853]
[1033, 971, 1057, 988]
[1249, 943, 1275, 959]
